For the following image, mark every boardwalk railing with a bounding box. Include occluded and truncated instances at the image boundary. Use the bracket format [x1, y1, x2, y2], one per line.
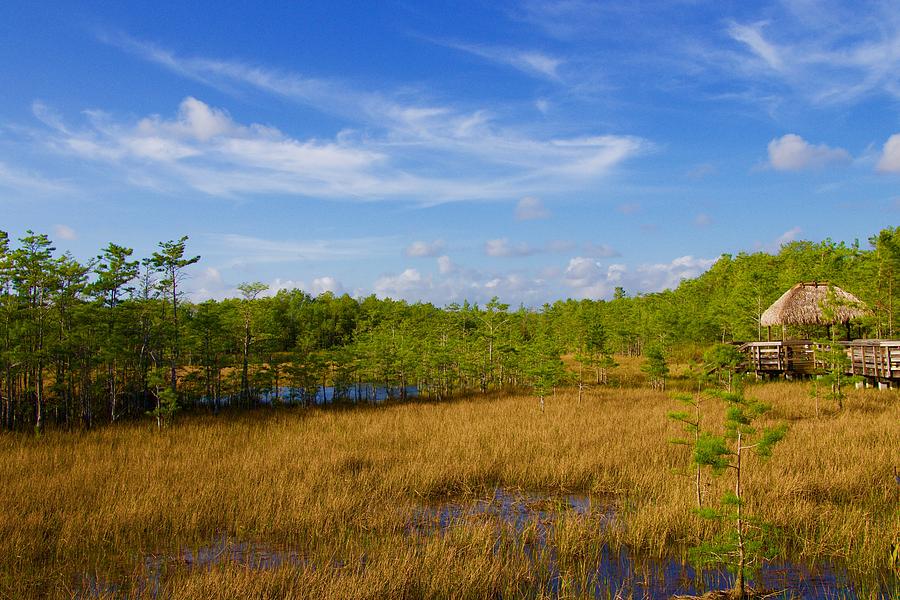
[845, 340, 900, 380]
[739, 339, 900, 381]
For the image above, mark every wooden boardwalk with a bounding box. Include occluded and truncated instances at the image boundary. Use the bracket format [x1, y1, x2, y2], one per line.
[739, 339, 900, 386]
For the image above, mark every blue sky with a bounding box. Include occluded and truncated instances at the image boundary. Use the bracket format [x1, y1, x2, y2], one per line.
[2, 0, 899, 305]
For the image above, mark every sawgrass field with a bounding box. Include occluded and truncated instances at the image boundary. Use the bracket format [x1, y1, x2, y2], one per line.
[0, 360, 897, 599]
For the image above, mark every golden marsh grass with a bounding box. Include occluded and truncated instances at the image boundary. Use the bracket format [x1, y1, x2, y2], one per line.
[0, 380, 897, 598]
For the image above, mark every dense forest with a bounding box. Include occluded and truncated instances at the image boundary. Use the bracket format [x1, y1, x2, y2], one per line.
[1, 226, 898, 432]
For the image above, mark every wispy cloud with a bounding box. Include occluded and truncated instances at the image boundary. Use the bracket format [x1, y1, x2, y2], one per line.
[512, 0, 610, 40]
[430, 38, 564, 80]
[718, 7, 900, 106]
[32, 95, 644, 203]
[483, 237, 611, 258]
[581, 242, 620, 258]
[758, 226, 802, 252]
[203, 233, 395, 267]
[102, 34, 644, 179]
[485, 238, 537, 257]
[53, 224, 77, 240]
[694, 213, 712, 227]
[727, 21, 785, 72]
[0, 160, 70, 194]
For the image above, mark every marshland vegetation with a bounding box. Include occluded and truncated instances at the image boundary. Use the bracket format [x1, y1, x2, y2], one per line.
[1, 227, 899, 598]
[1, 374, 897, 598]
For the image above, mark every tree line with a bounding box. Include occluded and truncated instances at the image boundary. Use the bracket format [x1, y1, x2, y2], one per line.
[1, 226, 898, 432]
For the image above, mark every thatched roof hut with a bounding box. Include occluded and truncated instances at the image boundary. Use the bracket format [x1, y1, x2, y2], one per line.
[760, 282, 868, 327]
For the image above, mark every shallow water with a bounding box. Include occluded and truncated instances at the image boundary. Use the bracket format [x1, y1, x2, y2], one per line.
[410, 488, 896, 600]
[80, 537, 306, 598]
[201, 383, 419, 406]
[81, 487, 897, 599]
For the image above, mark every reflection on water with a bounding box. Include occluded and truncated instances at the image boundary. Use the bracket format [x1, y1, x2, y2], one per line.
[411, 488, 895, 600]
[202, 384, 419, 406]
[80, 537, 305, 599]
[81, 487, 897, 599]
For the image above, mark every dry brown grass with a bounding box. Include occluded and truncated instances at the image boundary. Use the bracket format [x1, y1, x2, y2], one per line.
[0, 379, 896, 598]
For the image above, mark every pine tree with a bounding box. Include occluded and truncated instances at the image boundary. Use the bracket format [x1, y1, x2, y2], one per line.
[94, 243, 139, 421]
[237, 282, 269, 407]
[149, 236, 200, 396]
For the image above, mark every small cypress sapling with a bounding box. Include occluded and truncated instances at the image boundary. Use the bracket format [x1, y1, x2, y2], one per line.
[596, 351, 618, 385]
[813, 285, 863, 410]
[703, 343, 745, 392]
[574, 347, 590, 404]
[642, 346, 669, 391]
[668, 388, 707, 509]
[147, 368, 179, 429]
[691, 388, 789, 599]
[813, 339, 857, 411]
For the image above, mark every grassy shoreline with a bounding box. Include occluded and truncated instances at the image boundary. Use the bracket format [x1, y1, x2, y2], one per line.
[1, 380, 897, 598]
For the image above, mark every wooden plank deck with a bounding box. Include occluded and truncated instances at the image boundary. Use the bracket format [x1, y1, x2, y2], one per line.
[739, 339, 900, 381]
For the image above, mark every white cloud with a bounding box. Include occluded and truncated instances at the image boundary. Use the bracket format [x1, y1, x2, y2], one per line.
[562, 257, 625, 299]
[311, 276, 344, 295]
[564, 256, 603, 287]
[54, 224, 77, 240]
[267, 278, 304, 296]
[189, 267, 232, 301]
[563, 254, 715, 299]
[39, 97, 397, 199]
[370, 260, 550, 305]
[266, 276, 344, 297]
[373, 268, 426, 299]
[767, 134, 851, 171]
[404, 240, 445, 257]
[437, 255, 456, 275]
[515, 196, 550, 221]
[694, 213, 712, 227]
[877, 134, 900, 173]
[633, 256, 716, 291]
[485, 238, 536, 257]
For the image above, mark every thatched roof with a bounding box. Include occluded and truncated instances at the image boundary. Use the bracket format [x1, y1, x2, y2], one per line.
[760, 282, 869, 327]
